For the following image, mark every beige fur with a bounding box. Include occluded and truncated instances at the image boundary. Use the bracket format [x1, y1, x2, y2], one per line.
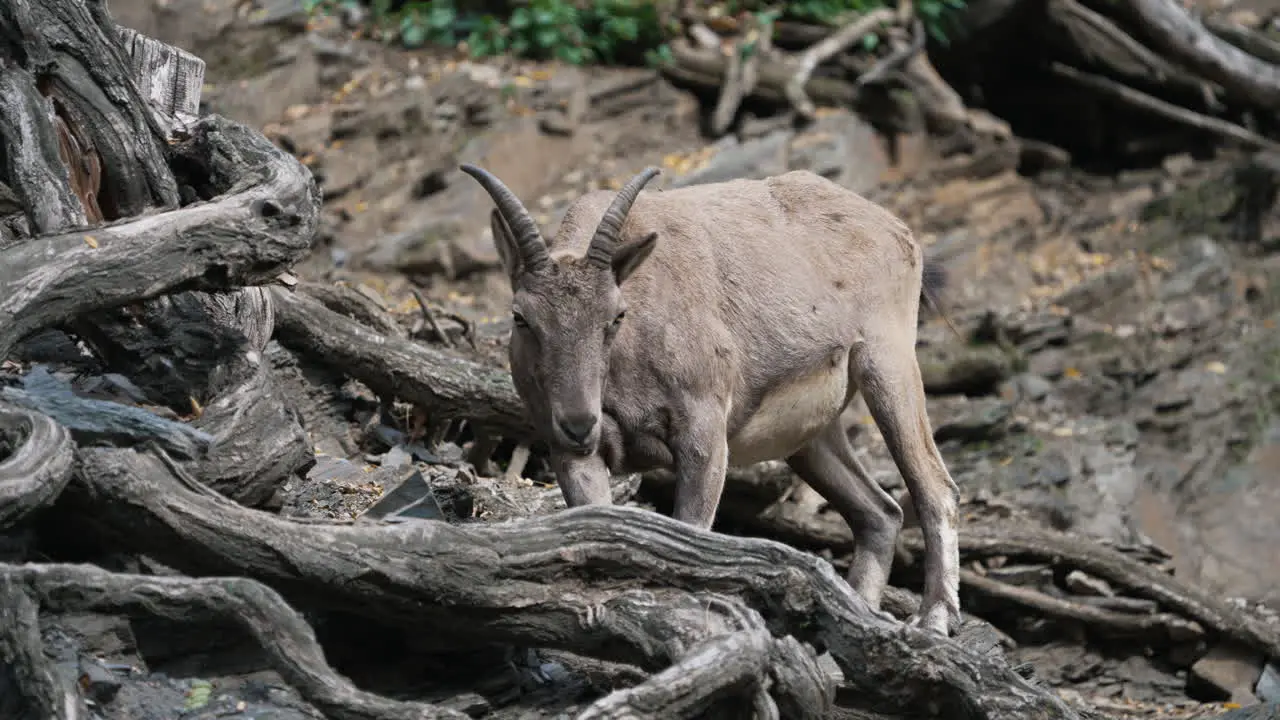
[460, 164, 962, 636]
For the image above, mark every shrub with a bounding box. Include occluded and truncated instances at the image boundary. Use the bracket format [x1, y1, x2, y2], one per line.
[303, 0, 966, 66]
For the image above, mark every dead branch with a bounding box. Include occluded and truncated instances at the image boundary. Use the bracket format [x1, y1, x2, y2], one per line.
[712, 16, 773, 135]
[0, 561, 468, 720]
[1046, 0, 1220, 103]
[1051, 63, 1280, 152]
[900, 526, 1280, 660]
[0, 401, 74, 531]
[856, 18, 927, 90]
[299, 280, 407, 340]
[960, 569, 1204, 642]
[573, 592, 833, 719]
[664, 38, 860, 108]
[786, 9, 896, 118]
[0, 114, 320, 360]
[0, 575, 89, 720]
[1118, 0, 1280, 110]
[639, 460, 1280, 662]
[66, 444, 1078, 719]
[1204, 17, 1280, 67]
[578, 628, 826, 719]
[269, 287, 532, 440]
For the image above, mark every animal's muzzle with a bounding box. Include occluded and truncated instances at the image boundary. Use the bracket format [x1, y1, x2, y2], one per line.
[555, 413, 598, 452]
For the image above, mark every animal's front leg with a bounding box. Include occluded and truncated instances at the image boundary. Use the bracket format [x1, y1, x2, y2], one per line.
[550, 452, 613, 507]
[670, 410, 730, 530]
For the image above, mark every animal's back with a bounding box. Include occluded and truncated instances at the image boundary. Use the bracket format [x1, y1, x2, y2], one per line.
[554, 171, 924, 467]
[554, 171, 920, 308]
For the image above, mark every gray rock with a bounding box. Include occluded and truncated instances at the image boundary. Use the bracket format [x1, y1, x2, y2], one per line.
[669, 131, 792, 189]
[1188, 641, 1264, 704]
[787, 109, 888, 193]
[1257, 659, 1280, 702]
[1216, 702, 1280, 720]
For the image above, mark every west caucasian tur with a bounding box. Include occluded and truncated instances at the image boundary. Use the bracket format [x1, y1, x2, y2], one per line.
[460, 163, 962, 635]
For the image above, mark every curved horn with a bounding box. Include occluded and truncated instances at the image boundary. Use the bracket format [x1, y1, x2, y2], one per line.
[458, 164, 549, 273]
[586, 166, 661, 268]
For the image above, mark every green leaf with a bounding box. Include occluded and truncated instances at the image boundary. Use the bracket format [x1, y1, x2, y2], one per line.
[861, 32, 879, 51]
[533, 8, 556, 26]
[426, 3, 455, 29]
[509, 8, 531, 29]
[535, 26, 559, 48]
[556, 45, 584, 64]
[401, 21, 428, 47]
[184, 681, 212, 711]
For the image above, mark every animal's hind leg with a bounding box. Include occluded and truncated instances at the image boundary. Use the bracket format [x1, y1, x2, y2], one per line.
[786, 402, 903, 612]
[855, 336, 962, 636]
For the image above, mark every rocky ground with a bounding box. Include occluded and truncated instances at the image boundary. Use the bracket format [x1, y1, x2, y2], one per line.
[30, 0, 1280, 716]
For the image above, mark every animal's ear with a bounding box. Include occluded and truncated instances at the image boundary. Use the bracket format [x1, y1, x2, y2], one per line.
[490, 209, 523, 286]
[611, 231, 658, 285]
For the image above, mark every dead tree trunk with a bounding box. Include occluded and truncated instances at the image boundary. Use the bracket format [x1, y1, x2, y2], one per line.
[0, 0, 320, 506]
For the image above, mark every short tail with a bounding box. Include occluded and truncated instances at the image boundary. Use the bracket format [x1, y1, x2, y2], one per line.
[920, 258, 964, 341]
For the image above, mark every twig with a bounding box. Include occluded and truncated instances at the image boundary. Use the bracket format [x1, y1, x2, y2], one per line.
[855, 18, 926, 90]
[960, 569, 1204, 641]
[688, 22, 721, 51]
[1051, 63, 1280, 152]
[785, 8, 896, 118]
[712, 17, 773, 135]
[410, 287, 454, 349]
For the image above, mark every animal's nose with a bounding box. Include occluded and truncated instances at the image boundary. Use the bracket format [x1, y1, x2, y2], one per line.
[557, 415, 597, 445]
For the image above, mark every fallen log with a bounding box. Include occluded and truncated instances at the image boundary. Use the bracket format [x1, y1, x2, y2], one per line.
[1052, 63, 1280, 152]
[58, 440, 1079, 719]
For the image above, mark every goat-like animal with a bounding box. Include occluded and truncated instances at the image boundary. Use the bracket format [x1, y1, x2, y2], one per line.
[460, 164, 962, 635]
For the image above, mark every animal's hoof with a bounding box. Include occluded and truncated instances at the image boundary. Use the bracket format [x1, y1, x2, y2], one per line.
[907, 601, 961, 637]
[871, 607, 897, 624]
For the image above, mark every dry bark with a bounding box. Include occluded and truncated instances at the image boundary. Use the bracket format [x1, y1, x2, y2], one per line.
[640, 461, 1280, 661]
[0, 402, 74, 531]
[0, 0, 321, 504]
[0, 113, 319, 361]
[77, 446, 1076, 718]
[270, 286, 533, 439]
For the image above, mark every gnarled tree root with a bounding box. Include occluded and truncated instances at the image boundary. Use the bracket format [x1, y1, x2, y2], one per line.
[0, 113, 320, 360]
[0, 575, 88, 720]
[270, 287, 532, 439]
[903, 527, 1280, 661]
[0, 562, 465, 720]
[69, 446, 1079, 719]
[0, 402, 74, 531]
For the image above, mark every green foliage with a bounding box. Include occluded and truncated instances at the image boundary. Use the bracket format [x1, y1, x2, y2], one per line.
[303, 0, 967, 66]
[727, 0, 966, 44]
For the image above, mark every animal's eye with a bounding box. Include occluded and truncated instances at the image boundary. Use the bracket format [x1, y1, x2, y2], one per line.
[512, 312, 528, 329]
[612, 310, 626, 326]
